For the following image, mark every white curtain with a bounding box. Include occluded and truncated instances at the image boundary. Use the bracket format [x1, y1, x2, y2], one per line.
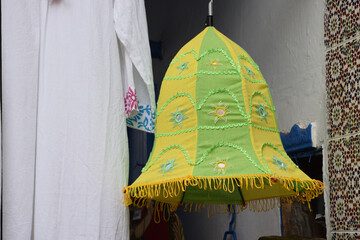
[2, 0, 155, 239]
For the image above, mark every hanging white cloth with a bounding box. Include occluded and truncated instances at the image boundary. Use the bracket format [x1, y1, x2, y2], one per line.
[2, 0, 155, 239]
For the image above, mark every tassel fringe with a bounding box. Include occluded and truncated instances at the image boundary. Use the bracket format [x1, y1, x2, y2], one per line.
[123, 174, 324, 219]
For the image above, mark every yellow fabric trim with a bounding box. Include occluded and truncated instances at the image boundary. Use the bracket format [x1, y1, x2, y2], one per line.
[183, 198, 281, 215]
[148, 29, 211, 191]
[123, 174, 324, 211]
[124, 185, 321, 223]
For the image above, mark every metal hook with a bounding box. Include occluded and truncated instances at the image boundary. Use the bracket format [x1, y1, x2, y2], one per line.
[206, 0, 214, 26]
[208, 0, 214, 16]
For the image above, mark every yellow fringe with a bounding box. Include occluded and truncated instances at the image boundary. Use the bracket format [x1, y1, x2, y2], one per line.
[123, 174, 324, 216]
[137, 196, 308, 223]
[150, 198, 284, 222]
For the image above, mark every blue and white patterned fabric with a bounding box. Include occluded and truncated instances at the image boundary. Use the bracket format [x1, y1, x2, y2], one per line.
[126, 104, 155, 132]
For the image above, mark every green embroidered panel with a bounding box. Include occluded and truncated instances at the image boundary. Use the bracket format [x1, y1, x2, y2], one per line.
[182, 184, 245, 205]
[193, 27, 264, 177]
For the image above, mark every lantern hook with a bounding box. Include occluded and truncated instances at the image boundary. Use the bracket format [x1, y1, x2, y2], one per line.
[206, 0, 214, 26]
[208, 0, 213, 16]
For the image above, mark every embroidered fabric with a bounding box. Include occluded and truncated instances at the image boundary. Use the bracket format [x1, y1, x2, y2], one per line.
[126, 104, 155, 132]
[124, 87, 139, 117]
[119, 52, 156, 133]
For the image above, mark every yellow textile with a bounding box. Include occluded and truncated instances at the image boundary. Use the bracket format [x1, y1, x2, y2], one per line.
[123, 27, 324, 213]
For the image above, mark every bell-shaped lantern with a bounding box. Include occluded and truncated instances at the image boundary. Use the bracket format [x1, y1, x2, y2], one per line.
[123, 27, 324, 215]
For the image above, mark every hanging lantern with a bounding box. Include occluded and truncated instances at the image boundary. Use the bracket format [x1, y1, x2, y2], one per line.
[123, 26, 324, 216]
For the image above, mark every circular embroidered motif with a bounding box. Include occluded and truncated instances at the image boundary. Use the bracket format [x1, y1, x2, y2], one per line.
[170, 107, 189, 128]
[176, 113, 183, 122]
[209, 101, 230, 124]
[255, 102, 268, 123]
[272, 155, 287, 171]
[215, 107, 226, 117]
[245, 66, 255, 79]
[159, 158, 178, 176]
[211, 60, 219, 66]
[216, 161, 227, 170]
[210, 157, 231, 175]
[176, 61, 189, 74]
[209, 58, 223, 70]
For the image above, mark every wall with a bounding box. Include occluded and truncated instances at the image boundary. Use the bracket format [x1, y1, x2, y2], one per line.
[325, 0, 360, 239]
[215, 0, 327, 147]
[146, 0, 326, 239]
[148, 0, 327, 147]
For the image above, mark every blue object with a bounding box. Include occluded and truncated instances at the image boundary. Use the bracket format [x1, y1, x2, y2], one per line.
[280, 124, 312, 154]
[223, 205, 237, 240]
